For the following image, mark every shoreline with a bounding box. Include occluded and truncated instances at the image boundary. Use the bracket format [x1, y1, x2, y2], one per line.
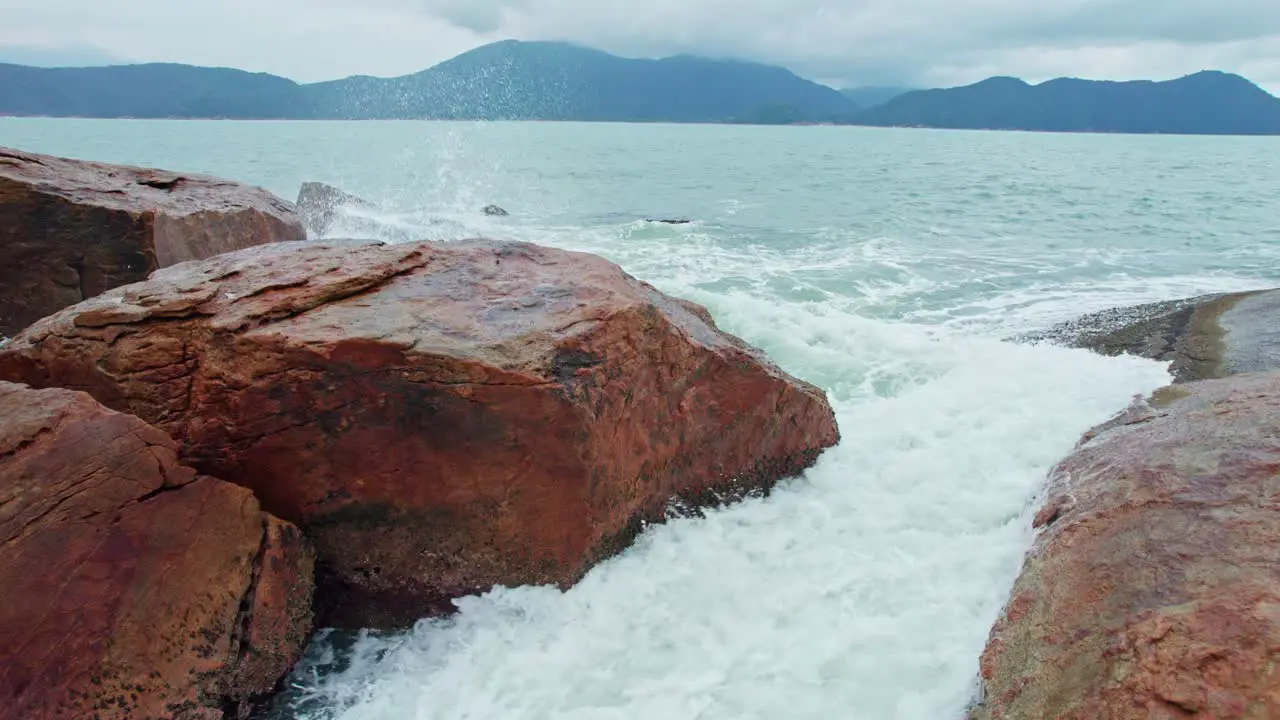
[4, 114, 1280, 137]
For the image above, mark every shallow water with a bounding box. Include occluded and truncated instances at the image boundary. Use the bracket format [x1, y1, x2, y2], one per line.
[3, 119, 1279, 719]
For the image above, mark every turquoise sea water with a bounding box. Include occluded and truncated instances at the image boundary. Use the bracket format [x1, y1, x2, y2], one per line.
[3, 118, 1279, 719]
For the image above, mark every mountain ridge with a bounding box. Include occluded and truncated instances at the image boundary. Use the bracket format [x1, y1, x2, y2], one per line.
[857, 70, 1280, 135]
[1, 42, 1278, 134]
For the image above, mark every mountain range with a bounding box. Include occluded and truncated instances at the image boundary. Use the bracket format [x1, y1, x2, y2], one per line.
[856, 71, 1280, 135]
[2, 40, 1278, 135]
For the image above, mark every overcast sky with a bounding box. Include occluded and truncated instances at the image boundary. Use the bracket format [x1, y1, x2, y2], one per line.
[3, 0, 1279, 92]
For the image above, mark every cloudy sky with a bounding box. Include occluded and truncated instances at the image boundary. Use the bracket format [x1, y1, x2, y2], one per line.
[3, 0, 1279, 92]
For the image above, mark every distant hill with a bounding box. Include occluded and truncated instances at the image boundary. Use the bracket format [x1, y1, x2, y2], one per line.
[0, 63, 306, 118]
[300, 41, 857, 122]
[853, 71, 1280, 135]
[839, 86, 914, 109]
[0, 41, 855, 123]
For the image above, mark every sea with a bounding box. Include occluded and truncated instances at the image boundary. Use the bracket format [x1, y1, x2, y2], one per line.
[3, 118, 1279, 720]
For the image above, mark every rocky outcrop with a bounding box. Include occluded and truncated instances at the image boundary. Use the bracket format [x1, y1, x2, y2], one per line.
[0, 147, 305, 338]
[296, 182, 371, 237]
[972, 372, 1280, 719]
[1018, 289, 1280, 383]
[0, 238, 839, 628]
[0, 382, 314, 720]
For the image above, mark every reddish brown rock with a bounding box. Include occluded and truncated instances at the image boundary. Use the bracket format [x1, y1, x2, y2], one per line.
[0, 238, 839, 627]
[0, 146, 306, 337]
[972, 374, 1280, 720]
[0, 382, 314, 720]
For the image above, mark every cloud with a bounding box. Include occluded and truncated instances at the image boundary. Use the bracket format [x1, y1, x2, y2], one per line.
[0, 44, 123, 67]
[1, 0, 1278, 92]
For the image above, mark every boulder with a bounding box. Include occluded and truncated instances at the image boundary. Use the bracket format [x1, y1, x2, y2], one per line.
[0, 382, 314, 720]
[296, 182, 371, 237]
[0, 239, 840, 628]
[972, 372, 1280, 719]
[1017, 289, 1280, 383]
[482, 204, 509, 216]
[0, 147, 305, 338]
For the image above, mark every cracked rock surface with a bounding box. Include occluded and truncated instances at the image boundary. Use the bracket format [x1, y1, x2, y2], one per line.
[971, 373, 1280, 719]
[0, 381, 314, 720]
[0, 238, 840, 628]
[0, 146, 305, 337]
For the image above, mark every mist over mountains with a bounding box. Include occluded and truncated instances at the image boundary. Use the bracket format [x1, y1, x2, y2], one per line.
[2, 39, 1278, 134]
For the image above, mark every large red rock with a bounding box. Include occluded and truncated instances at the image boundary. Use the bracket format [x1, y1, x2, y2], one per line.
[0, 147, 306, 337]
[0, 382, 314, 720]
[0, 238, 839, 627]
[972, 373, 1280, 719]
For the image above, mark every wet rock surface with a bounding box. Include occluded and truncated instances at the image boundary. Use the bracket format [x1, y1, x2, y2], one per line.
[972, 372, 1280, 719]
[0, 382, 314, 720]
[0, 238, 840, 628]
[295, 182, 372, 237]
[1016, 289, 1280, 382]
[0, 147, 305, 337]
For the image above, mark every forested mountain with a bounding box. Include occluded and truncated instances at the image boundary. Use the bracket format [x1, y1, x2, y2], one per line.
[0, 41, 855, 123]
[854, 71, 1280, 135]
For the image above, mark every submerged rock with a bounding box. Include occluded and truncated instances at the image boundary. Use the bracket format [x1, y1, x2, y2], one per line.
[972, 372, 1280, 719]
[0, 147, 305, 338]
[0, 382, 314, 720]
[296, 182, 371, 236]
[482, 204, 509, 216]
[1017, 288, 1280, 383]
[0, 239, 840, 628]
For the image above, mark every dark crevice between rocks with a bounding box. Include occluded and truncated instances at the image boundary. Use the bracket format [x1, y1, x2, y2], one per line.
[137, 175, 185, 191]
[221, 516, 271, 720]
[132, 479, 194, 506]
[311, 561, 461, 631]
[68, 257, 88, 302]
[247, 627, 393, 720]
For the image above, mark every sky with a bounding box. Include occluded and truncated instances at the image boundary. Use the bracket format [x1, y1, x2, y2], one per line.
[3, 0, 1279, 93]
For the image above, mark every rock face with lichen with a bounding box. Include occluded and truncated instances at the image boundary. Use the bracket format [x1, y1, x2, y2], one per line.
[0, 381, 314, 720]
[0, 238, 840, 628]
[0, 146, 305, 337]
[971, 373, 1280, 719]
